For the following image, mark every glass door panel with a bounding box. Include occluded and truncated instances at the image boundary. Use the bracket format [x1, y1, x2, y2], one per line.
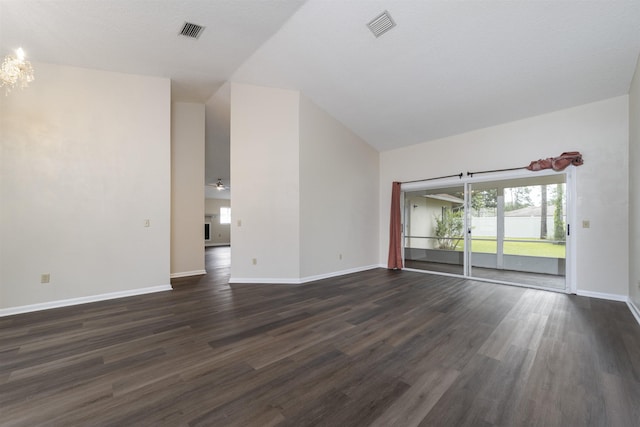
[469, 175, 567, 289]
[469, 184, 499, 275]
[404, 186, 465, 275]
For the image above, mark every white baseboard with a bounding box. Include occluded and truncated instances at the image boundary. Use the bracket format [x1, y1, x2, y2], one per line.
[229, 265, 380, 285]
[627, 298, 640, 326]
[229, 277, 301, 284]
[299, 265, 380, 284]
[170, 270, 207, 279]
[575, 290, 628, 302]
[0, 285, 172, 317]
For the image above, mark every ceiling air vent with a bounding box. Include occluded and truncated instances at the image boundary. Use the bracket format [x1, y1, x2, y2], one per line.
[179, 22, 205, 39]
[367, 10, 396, 38]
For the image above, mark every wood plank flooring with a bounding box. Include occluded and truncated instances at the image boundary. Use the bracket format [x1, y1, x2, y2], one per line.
[2, 247, 640, 426]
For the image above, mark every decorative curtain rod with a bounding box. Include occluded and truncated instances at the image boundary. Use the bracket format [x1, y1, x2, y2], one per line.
[468, 151, 584, 177]
[401, 173, 463, 184]
[466, 167, 524, 178]
[402, 152, 584, 183]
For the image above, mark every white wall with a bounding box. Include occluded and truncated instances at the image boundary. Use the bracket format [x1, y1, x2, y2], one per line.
[0, 63, 171, 310]
[205, 82, 231, 187]
[380, 96, 629, 297]
[230, 83, 301, 281]
[205, 198, 231, 246]
[630, 55, 640, 308]
[229, 85, 379, 282]
[171, 102, 205, 277]
[299, 95, 378, 278]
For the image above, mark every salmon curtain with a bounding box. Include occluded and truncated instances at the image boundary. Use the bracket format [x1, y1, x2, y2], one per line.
[526, 151, 583, 172]
[387, 181, 403, 270]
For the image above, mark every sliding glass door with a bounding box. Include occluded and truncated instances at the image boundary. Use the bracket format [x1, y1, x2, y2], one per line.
[404, 185, 465, 275]
[403, 172, 569, 291]
[468, 175, 567, 289]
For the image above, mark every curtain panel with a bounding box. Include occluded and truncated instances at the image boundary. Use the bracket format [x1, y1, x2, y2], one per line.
[387, 181, 403, 269]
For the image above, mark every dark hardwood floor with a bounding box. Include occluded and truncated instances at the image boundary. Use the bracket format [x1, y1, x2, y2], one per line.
[2, 247, 640, 426]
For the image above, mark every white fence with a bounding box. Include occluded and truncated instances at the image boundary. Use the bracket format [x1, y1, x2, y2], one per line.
[472, 216, 565, 238]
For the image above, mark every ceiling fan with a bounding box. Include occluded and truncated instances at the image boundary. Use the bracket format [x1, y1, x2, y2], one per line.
[207, 178, 230, 191]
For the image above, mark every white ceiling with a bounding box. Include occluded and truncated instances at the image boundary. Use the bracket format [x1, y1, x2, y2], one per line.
[2, 0, 640, 160]
[0, 0, 306, 102]
[233, 0, 640, 151]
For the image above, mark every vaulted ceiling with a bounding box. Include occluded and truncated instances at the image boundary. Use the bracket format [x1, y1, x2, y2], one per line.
[2, 0, 640, 192]
[0, 0, 305, 102]
[233, 0, 640, 150]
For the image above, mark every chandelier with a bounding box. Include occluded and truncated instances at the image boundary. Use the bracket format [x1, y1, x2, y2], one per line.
[1, 48, 35, 95]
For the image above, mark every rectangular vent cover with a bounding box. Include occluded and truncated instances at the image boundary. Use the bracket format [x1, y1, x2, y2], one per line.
[179, 22, 205, 39]
[367, 10, 396, 38]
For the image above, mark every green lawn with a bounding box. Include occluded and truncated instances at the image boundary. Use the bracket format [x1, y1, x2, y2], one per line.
[452, 238, 565, 258]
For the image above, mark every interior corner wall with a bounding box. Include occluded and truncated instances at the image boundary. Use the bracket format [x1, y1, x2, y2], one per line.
[229, 83, 300, 281]
[380, 96, 629, 297]
[629, 54, 640, 308]
[299, 95, 379, 278]
[205, 198, 231, 246]
[0, 62, 171, 310]
[171, 102, 205, 277]
[205, 82, 231, 186]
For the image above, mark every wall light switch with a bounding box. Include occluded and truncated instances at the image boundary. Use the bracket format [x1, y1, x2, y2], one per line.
[237, 219, 242, 227]
[582, 220, 590, 229]
[144, 219, 150, 227]
[41, 274, 50, 284]
[252, 258, 257, 265]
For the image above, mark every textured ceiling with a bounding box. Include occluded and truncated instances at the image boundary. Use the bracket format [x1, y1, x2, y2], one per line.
[233, 0, 640, 151]
[0, 0, 306, 102]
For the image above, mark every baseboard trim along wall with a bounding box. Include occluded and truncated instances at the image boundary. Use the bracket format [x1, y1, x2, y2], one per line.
[575, 290, 628, 302]
[228, 277, 302, 285]
[0, 285, 172, 317]
[170, 270, 207, 279]
[627, 299, 640, 327]
[299, 265, 380, 284]
[229, 265, 380, 285]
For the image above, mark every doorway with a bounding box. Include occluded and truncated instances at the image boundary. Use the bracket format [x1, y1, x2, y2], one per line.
[403, 170, 572, 292]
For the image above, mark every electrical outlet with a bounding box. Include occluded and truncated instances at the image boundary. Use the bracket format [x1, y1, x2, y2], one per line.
[252, 258, 257, 265]
[41, 274, 50, 284]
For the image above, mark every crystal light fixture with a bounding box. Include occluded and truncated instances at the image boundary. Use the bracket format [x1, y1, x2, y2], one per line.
[1, 48, 35, 95]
